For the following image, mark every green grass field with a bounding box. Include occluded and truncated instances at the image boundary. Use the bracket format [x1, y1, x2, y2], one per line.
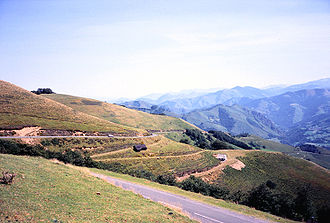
[0, 81, 141, 134]
[44, 94, 196, 131]
[0, 154, 195, 223]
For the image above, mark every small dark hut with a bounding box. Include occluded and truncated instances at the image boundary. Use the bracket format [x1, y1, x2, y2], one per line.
[133, 144, 147, 152]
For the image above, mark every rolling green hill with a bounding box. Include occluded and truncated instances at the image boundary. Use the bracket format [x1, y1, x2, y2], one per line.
[44, 94, 196, 131]
[0, 154, 194, 222]
[0, 80, 141, 134]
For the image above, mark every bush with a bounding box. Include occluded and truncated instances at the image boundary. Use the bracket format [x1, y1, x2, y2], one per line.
[0, 171, 16, 184]
[156, 174, 177, 186]
[179, 176, 229, 199]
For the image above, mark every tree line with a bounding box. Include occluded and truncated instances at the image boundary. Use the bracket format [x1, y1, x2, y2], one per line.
[180, 128, 252, 150]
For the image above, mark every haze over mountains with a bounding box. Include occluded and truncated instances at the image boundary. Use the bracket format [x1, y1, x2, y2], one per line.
[122, 78, 330, 148]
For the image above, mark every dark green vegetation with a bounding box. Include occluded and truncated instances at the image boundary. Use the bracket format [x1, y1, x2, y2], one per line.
[182, 104, 281, 139]
[31, 88, 55, 95]
[0, 153, 194, 223]
[44, 94, 196, 131]
[180, 128, 252, 150]
[238, 135, 330, 169]
[0, 80, 140, 134]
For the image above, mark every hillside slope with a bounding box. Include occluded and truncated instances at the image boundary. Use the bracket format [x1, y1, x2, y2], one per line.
[0, 81, 141, 134]
[44, 94, 196, 131]
[213, 151, 330, 213]
[182, 104, 281, 138]
[0, 154, 194, 222]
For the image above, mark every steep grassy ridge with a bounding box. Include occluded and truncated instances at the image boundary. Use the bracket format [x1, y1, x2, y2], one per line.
[0, 81, 141, 134]
[44, 94, 196, 130]
[0, 154, 194, 222]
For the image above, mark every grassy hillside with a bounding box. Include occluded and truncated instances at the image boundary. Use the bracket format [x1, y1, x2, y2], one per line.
[0, 81, 141, 134]
[238, 135, 330, 169]
[215, 151, 330, 209]
[0, 154, 194, 222]
[40, 135, 220, 177]
[44, 94, 196, 131]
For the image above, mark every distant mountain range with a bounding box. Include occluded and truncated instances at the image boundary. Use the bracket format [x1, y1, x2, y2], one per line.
[121, 78, 330, 147]
[243, 88, 330, 129]
[125, 78, 330, 114]
[182, 104, 282, 139]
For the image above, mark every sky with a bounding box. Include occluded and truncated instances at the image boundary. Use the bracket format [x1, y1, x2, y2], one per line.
[0, 0, 330, 100]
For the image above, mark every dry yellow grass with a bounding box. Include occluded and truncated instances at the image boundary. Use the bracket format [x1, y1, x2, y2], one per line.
[0, 80, 143, 134]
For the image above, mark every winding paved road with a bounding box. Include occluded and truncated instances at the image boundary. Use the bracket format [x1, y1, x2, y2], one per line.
[0, 134, 156, 139]
[91, 172, 273, 223]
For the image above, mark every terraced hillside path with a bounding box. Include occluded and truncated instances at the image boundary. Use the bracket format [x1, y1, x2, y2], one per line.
[95, 150, 206, 161]
[91, 138, 164, 158]
[89, 171, 273, 223]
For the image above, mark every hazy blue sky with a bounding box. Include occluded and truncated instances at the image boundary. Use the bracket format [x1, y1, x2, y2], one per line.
[1, 0, 329, 100]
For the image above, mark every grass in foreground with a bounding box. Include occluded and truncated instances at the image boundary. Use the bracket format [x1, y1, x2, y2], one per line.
[0, 154, 195, 223]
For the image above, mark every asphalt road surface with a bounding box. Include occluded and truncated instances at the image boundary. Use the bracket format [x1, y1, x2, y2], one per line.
[91, 172, 273, 223]
[0, 134, 156, 139]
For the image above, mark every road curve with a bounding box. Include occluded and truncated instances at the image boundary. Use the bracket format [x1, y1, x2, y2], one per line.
[91, 172, 273, 223]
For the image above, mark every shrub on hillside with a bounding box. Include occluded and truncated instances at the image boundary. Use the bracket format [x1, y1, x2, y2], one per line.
[31, 88, 55, 95]
[0, 171, 16, 184]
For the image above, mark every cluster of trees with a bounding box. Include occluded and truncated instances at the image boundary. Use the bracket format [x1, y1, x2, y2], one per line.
[209, 130, 252, 150]
[1, 139, 329, 222]
[31, 88, 55, 95]
[298, 144, 321, 154]
[181, 129, 251, 150]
